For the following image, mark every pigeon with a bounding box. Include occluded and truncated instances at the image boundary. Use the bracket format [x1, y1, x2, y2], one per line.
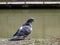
[10, 17, 34, 41]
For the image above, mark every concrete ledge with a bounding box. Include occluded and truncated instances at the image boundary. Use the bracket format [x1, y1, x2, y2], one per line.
[0, 38, 60, 45]
[0, 2, 60, 5]
[0, 2, 6, 4]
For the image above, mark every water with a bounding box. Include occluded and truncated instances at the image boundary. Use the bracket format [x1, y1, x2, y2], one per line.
[0, 9, 60, 38]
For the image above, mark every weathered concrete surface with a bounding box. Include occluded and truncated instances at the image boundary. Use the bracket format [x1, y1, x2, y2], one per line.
[0, 38, 60, 45]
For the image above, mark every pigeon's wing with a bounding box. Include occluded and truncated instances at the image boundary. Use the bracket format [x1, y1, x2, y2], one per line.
[10, 26, 32, 40]
[11, 26, 25, 40]
[13, 26, 31, 36]
[13, 26, 23, 36]
[20, 26, 32, 35]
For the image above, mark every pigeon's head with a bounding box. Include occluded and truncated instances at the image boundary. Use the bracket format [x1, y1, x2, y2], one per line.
[23, 17, 34, 26]
[27, 17, 34, 24]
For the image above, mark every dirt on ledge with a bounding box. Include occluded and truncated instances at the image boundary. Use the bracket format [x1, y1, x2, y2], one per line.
[0, 38, 60, 45]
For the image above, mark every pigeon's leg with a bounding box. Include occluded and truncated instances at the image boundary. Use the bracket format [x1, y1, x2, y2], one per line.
[22, 35, 28, 39]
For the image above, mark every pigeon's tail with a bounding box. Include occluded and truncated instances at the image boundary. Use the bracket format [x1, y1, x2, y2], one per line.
[9, 36, 25, 41]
